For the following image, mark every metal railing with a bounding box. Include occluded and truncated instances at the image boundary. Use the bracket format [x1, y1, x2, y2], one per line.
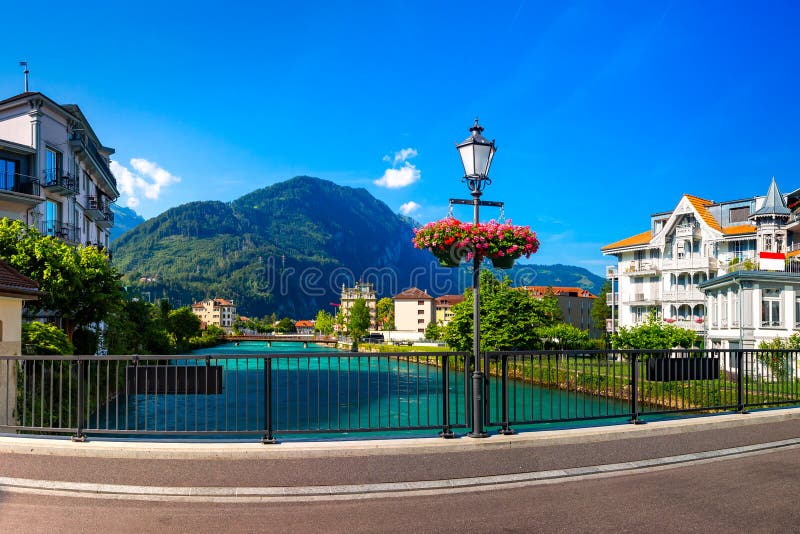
[0, 352, 469, 440]
[484, 349, 800, 432]
[2, 349, 800, 441]
[0, 172, 41, 196]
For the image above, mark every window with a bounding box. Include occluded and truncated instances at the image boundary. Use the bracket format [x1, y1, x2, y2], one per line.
[45, 200, 61, 237]
[729, 206, 750, 223]
[417, 300, 424, 305]
[418, 319, 424, 324]
[0, 158, 18, 191]
[417, 309, 424, 314]
[795, 297, 800, 329]
[45, 148, 62, 183]
[762, 288, 781, 327]
[764, 235, 773, 252]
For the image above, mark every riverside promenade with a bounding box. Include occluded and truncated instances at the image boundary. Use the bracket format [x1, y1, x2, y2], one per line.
[2, 409, 800, 532]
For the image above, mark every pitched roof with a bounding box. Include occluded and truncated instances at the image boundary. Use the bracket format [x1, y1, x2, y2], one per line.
[214, 298, 234, 306]
[393, 287, 433, 300]
[522, 286, 596, 299]
[0, 260, 39, 299]
[751, 177, 790, 217]
[295, 320, 315, 327]
[684, 195, 722, 232]
[601, 230, 652, 251]
[723, 224, 757, 235]
[435, 295, 464, 307]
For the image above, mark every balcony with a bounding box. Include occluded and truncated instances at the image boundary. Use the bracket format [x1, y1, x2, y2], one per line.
[97, 207, 115, 229]
[674, 222, 700, 238]
[661, 256, 719, 272]
[41, 221, 79, 243]
[42, 169, 78, 195]
[662, 288, 706, 302]
[605, 292, 620, 306]
[85, 197, 105, 220]
[623, 291, 662, 305]
[0, 172, 42, 205]
[620, 260, 660, 277]
[70, 133, 117, 190]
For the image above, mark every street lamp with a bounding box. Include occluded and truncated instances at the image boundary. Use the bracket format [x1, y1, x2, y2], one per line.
[454, 118, 499, 438]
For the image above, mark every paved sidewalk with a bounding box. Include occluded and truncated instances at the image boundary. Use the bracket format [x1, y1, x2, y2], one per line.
[1, 409, 799, 493]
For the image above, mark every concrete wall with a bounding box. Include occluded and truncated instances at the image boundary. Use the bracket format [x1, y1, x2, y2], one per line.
[394, 299, 434, 333]
[0, 297, 22, 427]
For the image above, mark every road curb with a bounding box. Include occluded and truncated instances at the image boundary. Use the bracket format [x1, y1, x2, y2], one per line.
[1, 407, 799, 460]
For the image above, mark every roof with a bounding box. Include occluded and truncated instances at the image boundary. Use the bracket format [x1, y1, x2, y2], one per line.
[295, 320, 315, 327]
[684, 195, 722, 232]
[0, 260, 39, 299]
[213, 298, 234, 306]
[393, 287, 433, 300]
[751, 177, 790, 217]
[601, 230, 652, 251]
[435, 295, 465, 307]
[522, 286, 596, 299]
[723, 224, 757, 235]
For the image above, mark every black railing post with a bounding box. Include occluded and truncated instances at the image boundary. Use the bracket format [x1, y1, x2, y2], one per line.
[72, 358, 86, 442]
[261, 357, 276, 444]
[440, 354, 454, 438]
[629, 352, 643, 424]
[736, 349, 748, 414]
[499, 354, 515, 435]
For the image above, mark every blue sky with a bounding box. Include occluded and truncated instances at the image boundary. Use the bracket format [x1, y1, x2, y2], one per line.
[3, 1, 800, 275]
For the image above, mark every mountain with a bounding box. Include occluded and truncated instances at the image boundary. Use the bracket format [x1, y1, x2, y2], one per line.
[506, 264, 605, 294]
[111, 177, 605, 318]
[110, 205, 146, 242]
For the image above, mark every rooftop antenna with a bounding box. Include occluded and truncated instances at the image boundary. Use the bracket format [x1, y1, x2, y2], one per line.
[19, 61, 29, 92]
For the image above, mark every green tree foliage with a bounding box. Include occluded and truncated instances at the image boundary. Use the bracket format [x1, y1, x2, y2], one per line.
[167, 306, 202, 348]
[314, 310, 335, 335]
[756, 335, 800, 378]
[0, 218, 122, 339]
[22, 322, 74, 355]
[275, 317, 296, 333]
[424, 321, 442, 341]
[444, 271, 561, 351]
[348, 298, 371, 340]
[535, 323, 590, 349]
[591, 280, 612, 332]
[376, 297, 395, 330]
[611, 313, 698, 351]
[105, 298, 173, 354]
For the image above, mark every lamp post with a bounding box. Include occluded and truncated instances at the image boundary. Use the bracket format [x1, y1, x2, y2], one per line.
[453, 118, 498, 438]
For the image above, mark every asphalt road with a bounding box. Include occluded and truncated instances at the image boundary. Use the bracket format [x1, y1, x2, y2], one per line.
[1, 446, 798, 533]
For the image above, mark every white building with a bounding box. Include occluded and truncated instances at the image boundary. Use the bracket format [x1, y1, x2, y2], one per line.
[0, 92, 119, 249]
[191, 298, 236, 332]
[393, 287, 435, 335]
[339, 282, 377, 331]
[602, 178, 800, 349]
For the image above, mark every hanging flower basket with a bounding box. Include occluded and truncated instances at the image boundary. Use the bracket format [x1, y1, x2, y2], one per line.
[490, 255, 515, 269]
[412, 218, 539, 267]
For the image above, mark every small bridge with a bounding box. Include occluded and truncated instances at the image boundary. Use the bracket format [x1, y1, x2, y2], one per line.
[223, 335, 339, 347]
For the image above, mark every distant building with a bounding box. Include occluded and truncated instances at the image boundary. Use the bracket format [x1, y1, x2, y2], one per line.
[435, 295, 464, 326]
[522, 286, 599, 337]
[393, 287, 435, 334]
[295, 320, 315, 335]
[339, 282, 377, 330]
[0, 91, 119, 250]
[191, 298, 236, 332]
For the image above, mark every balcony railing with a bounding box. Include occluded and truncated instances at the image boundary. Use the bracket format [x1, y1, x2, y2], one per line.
[662, 288, 706, 302]
[40, 220, 79, 242]
[661, 256, 719, 271]
[97, 206, 115, 229]
[42, 169, 78, 195]
[621, 260, 660, 276]
[0, 171, 41, 197]
[623, 291, 662, 305]
[70, 133, 117, 189]
[674, 222, 700, 238]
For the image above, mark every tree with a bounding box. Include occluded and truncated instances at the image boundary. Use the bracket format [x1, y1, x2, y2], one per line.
[22, 322, 74, 355]
[611, 313, 698, 351]
[0, 218, 123, 340]
[275, 317, 296, 333]
[425, 321, 442, 341]
[444, 271, 561, 351]
[535, 323, 589, 349]
[348, 298, 371, 340]
[376, 297, 395, 330]
[315, 310, 335, 335]
[590, 280, 612, 332]
[167, 306, 202, 348]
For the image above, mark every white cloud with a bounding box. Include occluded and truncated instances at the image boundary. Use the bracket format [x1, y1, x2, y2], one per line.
[374, 164, 421, 189]
[374, 147, 420, 189]
[110, 158, 181, 209]
[399, 201, 421, 215]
